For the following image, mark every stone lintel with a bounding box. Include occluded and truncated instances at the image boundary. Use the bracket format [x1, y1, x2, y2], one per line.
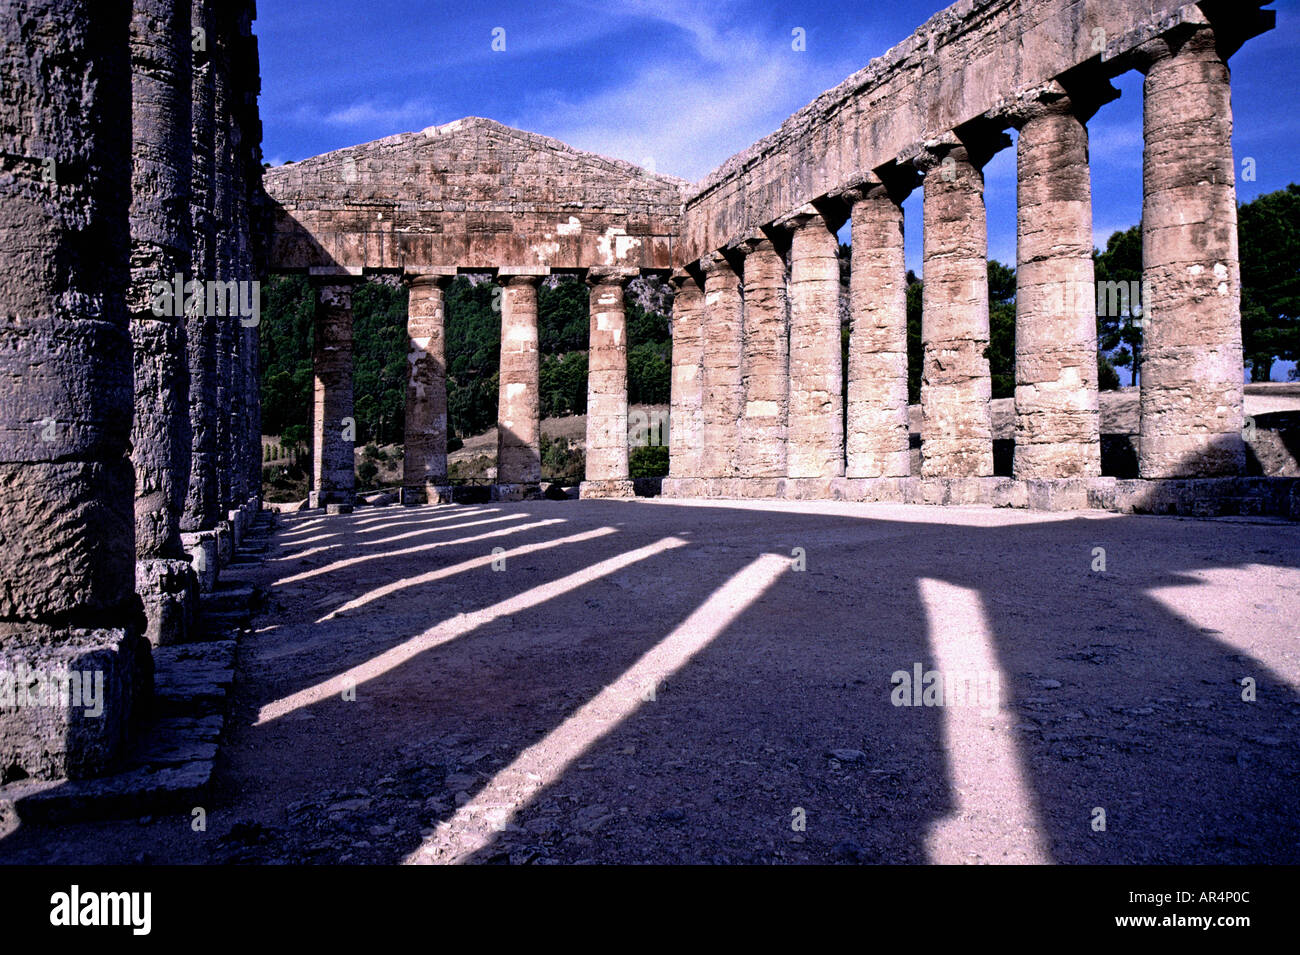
[585, 266, 638, 286]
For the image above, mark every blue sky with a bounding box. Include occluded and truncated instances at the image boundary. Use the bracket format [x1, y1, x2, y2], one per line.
[258, 0, 1298, 316]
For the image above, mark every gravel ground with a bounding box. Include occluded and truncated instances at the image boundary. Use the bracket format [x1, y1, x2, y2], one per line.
[2, 498, 1298, 865]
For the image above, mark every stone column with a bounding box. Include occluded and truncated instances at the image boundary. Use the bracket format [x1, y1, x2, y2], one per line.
[916, 140, 997, 478]
[210, 23, 235, 526]
[581, 268, 637, 498]
[310, 278, 357, 511]
[497, 274, 543, 491]
[180, 0, 220, 591]
[1, 0, 149, 779]
[845, 180, 912, 478]
[738, 237, 789, 478]
[129, 0, 197, 647]
[1137, 26, 1246, 478]
[402, 274, 452, 505]
[668, 270, 705, 480]
[786, 207, 845, 479]
[1011, 86, 1105, 479]
[700, 252, 744, 479]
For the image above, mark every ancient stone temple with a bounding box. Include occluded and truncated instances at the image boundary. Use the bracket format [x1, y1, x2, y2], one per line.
[0, 0, 1288, 791]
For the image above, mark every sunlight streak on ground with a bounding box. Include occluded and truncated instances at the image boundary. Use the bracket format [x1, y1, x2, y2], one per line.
[404, 552, 790, 865]
[359, 514, 523, 547]
[317, 526, 620, 622]
[256, 535, 691, 726]
[270, 519, 566, 586]
[919, 577, 1050, 865]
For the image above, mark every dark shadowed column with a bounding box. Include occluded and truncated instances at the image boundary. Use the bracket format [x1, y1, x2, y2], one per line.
[785, 207, 845, 480]
[738, 237, 788, 479]
[310, 278, 358, 511]
[914, 136, 1002, 478]
[845, 177, 913, 479]
[402, 274, 452, 505]
[1137, 25, 1247, 478]
[496, 274, 543, 492]
[700, 252, 744, 480]
[581, 268, 637, 498]
[0, 0, 150, 779]
[129, 0, 197, 647]
[1009, 83, 1110, 480]
[667, 269, 705, 482]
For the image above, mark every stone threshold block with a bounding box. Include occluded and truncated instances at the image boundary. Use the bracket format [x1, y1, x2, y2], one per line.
[136, 557, 199, 647]
[401, 485, 454, 506]
[579, 479, 637, 500]
[180, 530, 220, 593]
[490, 483, 543, 503]
[0, 625, 152, 782]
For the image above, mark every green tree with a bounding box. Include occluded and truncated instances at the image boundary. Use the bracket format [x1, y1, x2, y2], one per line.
[1239, 183, 1300, 381]
[1093, 224, 1144, 387]
[987, 260, 1016, 400]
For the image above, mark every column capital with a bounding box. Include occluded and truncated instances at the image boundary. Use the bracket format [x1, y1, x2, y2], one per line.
[905, 123, 1010, 173]
[989, 77, 1119, 129]
[772, 203, 840, 235]
[585, 266, 638, 288]
[500, 272, 544, 288]
[402, 269, 457, 289]
[700, 249, 742, 275]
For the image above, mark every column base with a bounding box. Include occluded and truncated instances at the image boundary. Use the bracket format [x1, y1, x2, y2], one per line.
[579, 479, 637, 500]
[309, 490, 354, 511]
[179, 531, 219, 593]
[136, 558, 199, 648]
[0, 623, 151, 781]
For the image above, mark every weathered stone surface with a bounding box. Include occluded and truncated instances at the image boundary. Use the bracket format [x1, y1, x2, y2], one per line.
[668, 271, 705, 479]
[1010, 87, 1102, 479]
[497, 276, 542, 485]
[846, 182, 910, 478]
[738, 238, 788, 479]
[1137, 25, 1247, 478]
[786, 209, 844, 479]
[585, 269, 635, 482]
[917, 142, 994, 478]
[311, 281, 357, 507]
[135, 558, 198, 647]
[700, 254, 744, 479]
[264, 118, 685, 273]
[403, 275, 451, 501]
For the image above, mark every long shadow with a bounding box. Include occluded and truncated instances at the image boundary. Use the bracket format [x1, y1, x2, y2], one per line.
[2, 497, 1298, 864]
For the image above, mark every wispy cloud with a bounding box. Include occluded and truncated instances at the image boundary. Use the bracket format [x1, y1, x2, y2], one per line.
[516, 0, 866, 181]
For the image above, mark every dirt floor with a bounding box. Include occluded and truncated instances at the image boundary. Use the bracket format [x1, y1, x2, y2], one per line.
[2, 498, 1298, 864]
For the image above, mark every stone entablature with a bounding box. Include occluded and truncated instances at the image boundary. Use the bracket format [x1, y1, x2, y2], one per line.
[677, 0, 1273, 263]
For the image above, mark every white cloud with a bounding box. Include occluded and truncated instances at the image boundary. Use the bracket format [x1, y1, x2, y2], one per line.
[319, 98, 439, 129]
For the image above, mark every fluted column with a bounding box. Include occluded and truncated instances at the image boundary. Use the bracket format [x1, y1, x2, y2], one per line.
[497, 274, 542, 488]
[1, 0, 148, 779]
[130, 0, 196, 647]
[1137, 25, 1246, 478]
[180, 0, 220, 590]
[916, 140, 997, 477]
[1011, 86, 1104, 479]
[402, 274, 451, 505]
[738, 237, 789, 479]
[700, 253, 744, 479]
[581, 268, 637, 497]
[310, 278, 357, 510]
[668, 269, 705, 480]
[786, 207, 844, 479]
[846, 180, 911, 478]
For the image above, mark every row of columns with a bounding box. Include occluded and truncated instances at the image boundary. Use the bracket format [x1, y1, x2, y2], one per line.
[307, 267, 643, 510]
[0, 0, 264, 781]
[669, 22, 1246, 484]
